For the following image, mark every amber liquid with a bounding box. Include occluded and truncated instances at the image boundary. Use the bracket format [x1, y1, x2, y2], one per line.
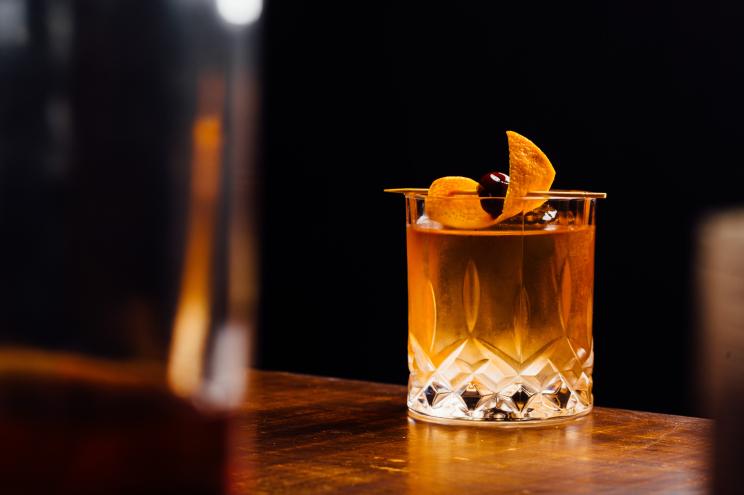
[0, 353, 228, 495]
[406, 224, 595, 422]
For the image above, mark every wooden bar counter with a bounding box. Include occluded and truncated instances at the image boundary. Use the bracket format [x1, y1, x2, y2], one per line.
[229, 371, 711, 494]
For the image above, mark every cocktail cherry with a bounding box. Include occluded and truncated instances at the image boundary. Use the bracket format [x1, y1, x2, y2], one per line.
[477, 171, 509, 217]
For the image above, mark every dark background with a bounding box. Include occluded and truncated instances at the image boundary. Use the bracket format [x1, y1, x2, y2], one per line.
[257, 1, 744, 417]
[2, 0, 743, 419]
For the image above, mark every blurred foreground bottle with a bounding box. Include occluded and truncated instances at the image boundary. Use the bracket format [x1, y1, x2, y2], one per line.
[698, 210, 744, 495]
[0, 1, 260, 493]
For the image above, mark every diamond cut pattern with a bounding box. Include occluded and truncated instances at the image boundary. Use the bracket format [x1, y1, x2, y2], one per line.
[409, 333, 593, 421]
[408, 306, 594, 421]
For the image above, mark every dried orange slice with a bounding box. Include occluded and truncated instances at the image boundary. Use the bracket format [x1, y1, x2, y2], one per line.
[495, 131, 556, 223]
[425, 176, 492, 229]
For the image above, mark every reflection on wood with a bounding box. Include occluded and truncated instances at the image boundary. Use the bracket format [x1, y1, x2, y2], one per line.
[230, 370, 711, 494]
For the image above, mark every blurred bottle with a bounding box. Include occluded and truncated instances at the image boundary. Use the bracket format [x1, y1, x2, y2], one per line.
[0, 1, 260, 493]
[698, 209, 744, 495]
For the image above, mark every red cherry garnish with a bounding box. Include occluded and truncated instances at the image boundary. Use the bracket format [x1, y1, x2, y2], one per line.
[477, 172, 509, 217]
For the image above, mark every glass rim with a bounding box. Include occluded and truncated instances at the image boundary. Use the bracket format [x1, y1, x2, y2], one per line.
[396, 189, 607, 201]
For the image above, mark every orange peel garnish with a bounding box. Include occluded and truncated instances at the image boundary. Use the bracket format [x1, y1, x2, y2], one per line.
[424, 176, 493, 229]
[495, 131, 556, 223]
[419, 132, 556, 228]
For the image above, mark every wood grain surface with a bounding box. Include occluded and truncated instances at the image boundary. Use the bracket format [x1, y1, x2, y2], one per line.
[229, 371, 711, 494]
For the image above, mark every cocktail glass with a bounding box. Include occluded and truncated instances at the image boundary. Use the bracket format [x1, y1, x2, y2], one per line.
[403, 192, 603, 425]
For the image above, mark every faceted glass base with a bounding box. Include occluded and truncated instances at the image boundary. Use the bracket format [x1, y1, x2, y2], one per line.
[407, 367, 593, 425]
